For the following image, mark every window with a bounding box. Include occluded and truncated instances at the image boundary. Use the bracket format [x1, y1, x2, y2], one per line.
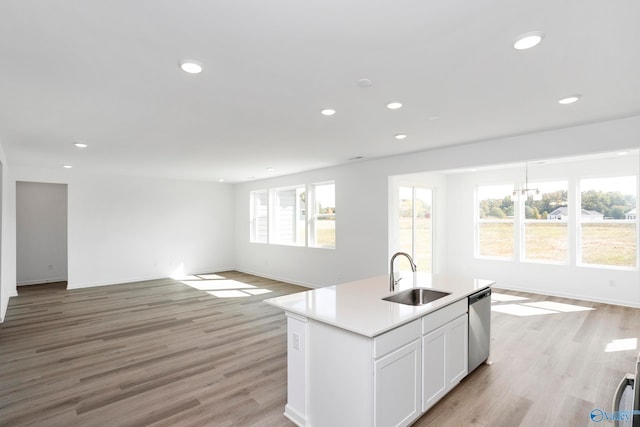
[270, 185, 306, 246]
[250, 190, 268, 243]
[579, 176, 637, 267]
[249, 181, 335, 249]
[399, 186, 432, 272]
[477, 185, 514, 258]
[309, 182, 335, 248]
[523, 181, 568, 263]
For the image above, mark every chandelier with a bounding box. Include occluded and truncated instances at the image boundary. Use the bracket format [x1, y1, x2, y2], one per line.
[512, 163, 542, 201]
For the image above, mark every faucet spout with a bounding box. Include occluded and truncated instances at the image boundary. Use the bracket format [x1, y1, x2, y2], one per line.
[389, 252, 417, 292]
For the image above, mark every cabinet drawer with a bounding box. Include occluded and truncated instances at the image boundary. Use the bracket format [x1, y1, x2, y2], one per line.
[374, 319, 421, 359]
[422, 299, 467, 335]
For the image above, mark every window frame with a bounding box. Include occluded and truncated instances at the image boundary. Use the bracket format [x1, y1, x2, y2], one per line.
[576, 175, 638, 270]
[249, 190, 268, 244]
[308, 181, 336, 249]
[269, 184, 306, 247]
[474, 173, 638, 272]
[249, 180, 336, 249]
[521, 180, 569, 265]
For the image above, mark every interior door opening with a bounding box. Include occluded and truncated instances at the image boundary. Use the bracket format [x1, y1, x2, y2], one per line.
[16, 182, 68, 290]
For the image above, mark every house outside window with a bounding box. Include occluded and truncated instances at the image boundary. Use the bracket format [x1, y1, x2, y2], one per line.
[270, 185, 306, 246]
[522, 181, 568, 263]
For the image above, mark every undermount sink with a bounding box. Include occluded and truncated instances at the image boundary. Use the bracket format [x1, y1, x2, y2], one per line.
[383, 288, 451, 306]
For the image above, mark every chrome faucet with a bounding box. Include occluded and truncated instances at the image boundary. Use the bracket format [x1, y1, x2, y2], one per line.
[389, 252, 417, 292]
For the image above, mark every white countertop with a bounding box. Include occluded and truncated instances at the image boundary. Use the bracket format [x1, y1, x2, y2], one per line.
[264, 272, 494, 338]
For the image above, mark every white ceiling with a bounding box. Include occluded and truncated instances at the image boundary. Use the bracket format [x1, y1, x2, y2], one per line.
[1, 0, 639, 182]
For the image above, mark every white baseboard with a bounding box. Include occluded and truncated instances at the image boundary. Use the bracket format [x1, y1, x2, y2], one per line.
[233, 267, 317, 289]
[17, 277, 67, 286]
[284, 405, 307, 427]
[1, 290, 18, 323]
[67, 266, 235, 290]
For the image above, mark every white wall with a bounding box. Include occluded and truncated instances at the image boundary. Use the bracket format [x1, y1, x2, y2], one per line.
[17, 182, 68, 285]
[235, 163, 392, 287]
[445, 155, 640, 307]
[10, 166, 236, 290]
[0, 141, 16, 322]
[234, 116, 640, 305]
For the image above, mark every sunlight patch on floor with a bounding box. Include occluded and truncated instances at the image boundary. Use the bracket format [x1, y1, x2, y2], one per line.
[491, 292, 529, 302]
[491, 304, 557, 316]
[491, 299, 595, 317]
[605, 338, 638, 353]
[180, 280, 257, 291]
[208, 290, 252, 298]
[524, 301, 594, 313]
[179, 273, 273, 298]
[197, 274, 227, 280]
[244, 289, 272, 295]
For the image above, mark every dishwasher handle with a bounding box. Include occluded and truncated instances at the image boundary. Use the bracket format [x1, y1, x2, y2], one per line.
[469, 288, 492, 304]
[611, 373, 634, 427]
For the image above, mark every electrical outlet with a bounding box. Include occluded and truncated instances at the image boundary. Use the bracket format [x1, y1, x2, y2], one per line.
[292, 333, 300, 350]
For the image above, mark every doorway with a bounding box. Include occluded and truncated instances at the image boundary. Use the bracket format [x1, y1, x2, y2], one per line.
[16, 182, 68, 288]
[398, 185, 433, 273]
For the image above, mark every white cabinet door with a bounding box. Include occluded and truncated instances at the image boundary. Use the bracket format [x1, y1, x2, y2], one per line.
[422, 313, 469, 412]
[374, 339, 422, 427]
[446, 314, 468, 387]
[422, 325, 447, 411]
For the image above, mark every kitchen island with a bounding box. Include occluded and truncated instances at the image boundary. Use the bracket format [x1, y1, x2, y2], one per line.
[265, 272, 494, 427]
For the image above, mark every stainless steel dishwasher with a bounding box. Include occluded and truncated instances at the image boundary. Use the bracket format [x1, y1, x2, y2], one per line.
[468, 288, 491, 373]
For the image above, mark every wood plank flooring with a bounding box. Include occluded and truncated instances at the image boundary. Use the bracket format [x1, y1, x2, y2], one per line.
[414, 290, 640, 427]
[0, 272, 304, 427]
[1, 273, 639, 426]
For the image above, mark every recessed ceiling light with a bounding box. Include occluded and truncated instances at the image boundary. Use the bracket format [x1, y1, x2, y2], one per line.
[74, 142, 88, 148]
[386, 102, 403, 110]
[395, 134, 407, 140]
[218, 178, 225, 182]
[63, 165, 72, 169]
[321, 108, 336, 116]
[617, 151, 630, 156]
[179, 60, 203, 74]
[267, 167, 275, 172]
[357, 78, 373, 88]
[513, 31, 544, 50]
[558, 95, 581, 105]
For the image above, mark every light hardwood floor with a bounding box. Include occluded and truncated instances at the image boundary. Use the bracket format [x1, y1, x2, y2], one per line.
[1, 272, 638, 426]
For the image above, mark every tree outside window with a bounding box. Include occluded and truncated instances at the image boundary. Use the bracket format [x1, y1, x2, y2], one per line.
[579, 176, 637, 267]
